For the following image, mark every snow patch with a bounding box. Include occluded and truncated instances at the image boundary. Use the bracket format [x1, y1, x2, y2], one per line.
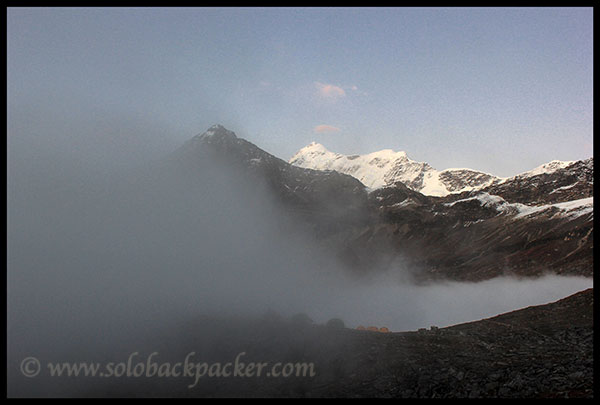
[548, 182, 579, 194]
[444, 193, 507, 208]
[514, 197, 594, 219]
[516, 160, 575, 178]
[446, 193, 593, 220]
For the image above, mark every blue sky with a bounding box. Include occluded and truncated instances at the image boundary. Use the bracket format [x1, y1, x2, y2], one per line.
[8, 7, 593, 176]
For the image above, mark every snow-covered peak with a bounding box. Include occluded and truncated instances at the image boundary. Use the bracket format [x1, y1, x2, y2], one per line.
[290, 144, 421, 191]
[289, 142, 339, 170]
[297, 141, 333, 154]
[289, 143, 495, 196]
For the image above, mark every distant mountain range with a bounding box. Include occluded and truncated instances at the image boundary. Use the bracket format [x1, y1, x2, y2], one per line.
[289, 142, 582, 197]
[176, 125, 593, 282]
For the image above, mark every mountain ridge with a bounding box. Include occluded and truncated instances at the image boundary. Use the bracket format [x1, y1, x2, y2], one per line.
[289, 141, 590, 197]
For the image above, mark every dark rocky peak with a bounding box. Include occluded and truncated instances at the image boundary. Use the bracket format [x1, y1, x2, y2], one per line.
[191, 124, 238, 145]
[180, 125, 259, 166]
[369, 181, 432, 209]
[172, 125, 370, 235]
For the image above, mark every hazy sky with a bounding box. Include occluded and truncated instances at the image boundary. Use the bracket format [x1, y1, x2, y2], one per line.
[8, 7, 593, 177]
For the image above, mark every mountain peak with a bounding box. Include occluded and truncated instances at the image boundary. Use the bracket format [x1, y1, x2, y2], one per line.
[303, 141, 330, 152]
[198, 124, 238, 141]
[289, 143, 496, 195]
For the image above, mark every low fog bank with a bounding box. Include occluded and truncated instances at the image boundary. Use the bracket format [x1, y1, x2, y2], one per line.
[7, 128, 593, 396]
[313, 274, 593, 331]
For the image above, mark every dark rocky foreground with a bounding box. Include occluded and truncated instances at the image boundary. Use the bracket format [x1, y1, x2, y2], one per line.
[81, 288, 592, 398]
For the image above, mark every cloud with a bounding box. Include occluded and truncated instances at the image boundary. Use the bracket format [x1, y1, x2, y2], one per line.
[314, 124, 341, 133]
[315, 82, 346, 100]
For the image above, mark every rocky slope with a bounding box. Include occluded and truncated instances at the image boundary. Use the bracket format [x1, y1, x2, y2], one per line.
[82, 288, 593, 398]
[351, 196, 593, 281]
[354, 157, 594, 281]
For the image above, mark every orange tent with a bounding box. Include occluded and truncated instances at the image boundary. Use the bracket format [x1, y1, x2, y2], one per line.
[367, 326, 379, 332]
[356, 325, 366, 330]
[379, 327, 390, 333]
